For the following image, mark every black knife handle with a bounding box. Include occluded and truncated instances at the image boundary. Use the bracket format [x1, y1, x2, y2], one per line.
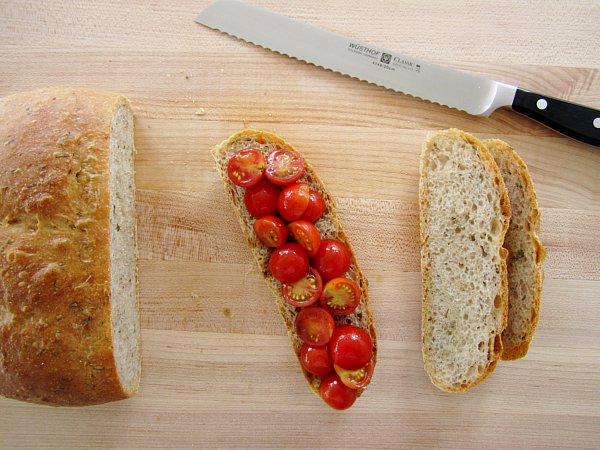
[512, 88, 600, 147]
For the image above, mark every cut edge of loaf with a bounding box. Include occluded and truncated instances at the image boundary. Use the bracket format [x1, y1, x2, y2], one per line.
[211, 129, 377, 400]
[420, 128, 511, 392]
[109, 97, 141, 395]
[484, 139, 545, 361]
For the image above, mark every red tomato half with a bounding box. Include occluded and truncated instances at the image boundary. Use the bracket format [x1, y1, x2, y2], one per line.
[329, 325, 373, 370]
[265, 149, 305, 186]
[227, 148, 266, 187]
[319, 373, 357, 410]
[334, 358, 374, 390]
[253, 216, 287, 247]
[319, 277, 361, 315]
[311, 239, 351, 280]
[288, 220, 321, 257]
[282, 267, 323, 308]
[300, 190, 326, 222]
[278, 183, 310, 222]
[300, 343, 333, 376]
[244, 180, 280, 218]
[269, 243, 309, 284]
[294, 306, 335, 347]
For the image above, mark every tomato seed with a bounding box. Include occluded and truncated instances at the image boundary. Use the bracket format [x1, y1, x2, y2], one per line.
[349, 368, 365, 382]
[268, 230, 279, 245]
[294, 229, 311, 251]
[287, 287, 306, 301]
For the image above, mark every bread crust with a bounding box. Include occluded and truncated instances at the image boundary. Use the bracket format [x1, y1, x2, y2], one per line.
[484, 139, 545, 361]
[419, 129, 510, 392]
[211, 130, 377, 400]
[0, 88, 137, 406]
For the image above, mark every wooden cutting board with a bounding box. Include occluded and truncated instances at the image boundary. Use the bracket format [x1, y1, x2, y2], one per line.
[1, 1, 599, 447]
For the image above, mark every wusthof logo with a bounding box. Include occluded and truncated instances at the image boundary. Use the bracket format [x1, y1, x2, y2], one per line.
[348, 42, 380, 57]
[380, 53, 391, 64]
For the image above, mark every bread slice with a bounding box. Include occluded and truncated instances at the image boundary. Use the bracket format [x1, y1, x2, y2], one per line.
[485, 139, 545, 360]
[0, 88, 140, 406]
[211, 130, 376, 399]
[419, 129, 511, 392]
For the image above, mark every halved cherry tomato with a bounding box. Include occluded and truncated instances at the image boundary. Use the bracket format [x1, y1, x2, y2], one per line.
[269, 243, 309, 284]
[227, 148, 266, 187]
[319, 373, 357, 410]
[244, 180, 280, 218]
[311, 239, 351, 280]
[288, 220, 321, 257]
[253, 216, 287, 247]
[294, 306, 335, 347]
[329, 324, 373, 370]
[278, 183, 310, 222]
[300, 343, 333, 376]
[282, 267, 323, 307]
[265, 149, 305, 186]
[319, 277, 361, 315]
[300, 190, 326, 222]
[334, 358, 374, 390]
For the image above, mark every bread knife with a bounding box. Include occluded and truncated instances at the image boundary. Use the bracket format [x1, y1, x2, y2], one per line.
[196, 0, 600, 148]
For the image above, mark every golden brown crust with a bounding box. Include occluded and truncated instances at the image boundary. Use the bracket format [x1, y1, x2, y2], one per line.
[211, 129, 377, 401]
[0, 88, 130, 406]
[419, 129, 510, 392]
[501, 340, 530, 360]
[484, 139, 545, 361]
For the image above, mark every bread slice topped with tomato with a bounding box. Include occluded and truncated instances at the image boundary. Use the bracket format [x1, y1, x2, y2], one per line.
[212, 130, 377, 410]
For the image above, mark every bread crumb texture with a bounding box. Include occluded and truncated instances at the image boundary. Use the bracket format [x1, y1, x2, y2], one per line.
[420, 129, 510, 392]
[0, 88, 139, 406]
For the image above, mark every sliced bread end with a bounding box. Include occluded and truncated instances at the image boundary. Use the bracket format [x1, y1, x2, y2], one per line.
[485, 139, 545, 361]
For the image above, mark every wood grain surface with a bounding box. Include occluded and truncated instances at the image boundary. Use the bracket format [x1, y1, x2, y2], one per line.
[1, 0, 599, 448]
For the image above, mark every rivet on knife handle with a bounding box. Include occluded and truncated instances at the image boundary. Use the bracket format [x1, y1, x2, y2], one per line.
[511, 89, 600, 147]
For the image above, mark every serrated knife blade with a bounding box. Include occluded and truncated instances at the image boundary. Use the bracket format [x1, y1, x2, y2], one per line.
[196, 0, 600, 147]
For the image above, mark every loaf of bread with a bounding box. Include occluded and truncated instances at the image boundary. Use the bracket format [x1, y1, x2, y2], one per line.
[486, 139, 545, 360]
[0, 88, 140, 406]
[211, 130, 377, 398]
[419, 129, 511, 392]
